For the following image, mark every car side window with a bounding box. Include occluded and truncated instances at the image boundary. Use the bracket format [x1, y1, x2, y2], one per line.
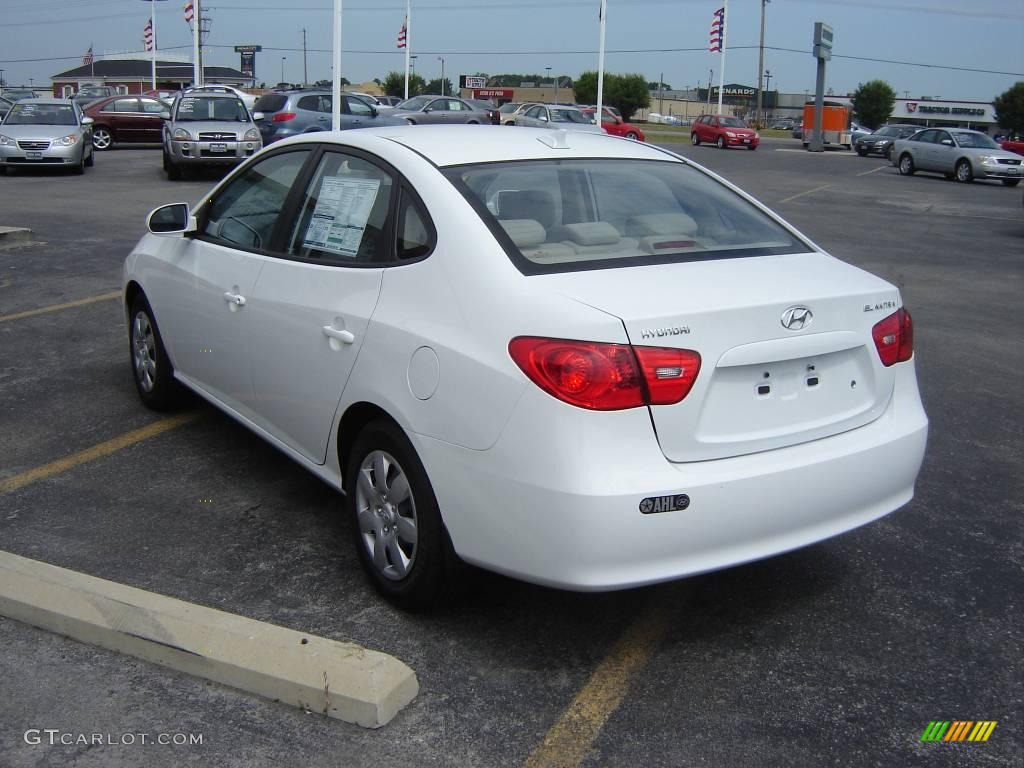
[397, 189, 434, 260]
[347, 97, 373, 117]
[448, 100, 466, 111]
[297, 95, 320, 112]
[286, 151, 395, 265]
[202, 150, 311, 251]
[935, 131, 953, 145]
[914, 130, 936, 143]
[140, 99, 166, 114]
[428, 99, 448, 112]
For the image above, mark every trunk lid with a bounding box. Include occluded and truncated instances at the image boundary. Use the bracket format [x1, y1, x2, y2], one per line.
[539, 252, 901, 462]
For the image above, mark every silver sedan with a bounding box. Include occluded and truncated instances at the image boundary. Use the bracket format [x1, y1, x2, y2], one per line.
[389, 95, 490, 125]
[511, 104, 604, 133]
[0, 98, 95, 175]
[891, 128, 1022, 186]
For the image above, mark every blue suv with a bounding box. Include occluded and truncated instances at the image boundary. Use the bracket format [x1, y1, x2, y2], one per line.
[253, 90, 406, 144]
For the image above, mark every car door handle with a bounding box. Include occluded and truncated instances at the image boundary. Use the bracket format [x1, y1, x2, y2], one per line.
[322, 325, 355, 344]
[223, 291, 246, 306]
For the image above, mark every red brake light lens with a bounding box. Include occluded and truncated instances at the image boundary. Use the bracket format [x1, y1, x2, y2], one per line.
[872, 308, 914, 366]
[508, 337, 701, 411]
[272, 112, 297, 122]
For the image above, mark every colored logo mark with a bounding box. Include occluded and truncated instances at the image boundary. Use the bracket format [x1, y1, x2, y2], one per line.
[921, 721, 997, 742]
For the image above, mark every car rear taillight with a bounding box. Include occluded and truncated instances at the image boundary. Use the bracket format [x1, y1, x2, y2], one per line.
[872, 308, 914, 366]
[272, 112, 297, 122]
[508, 337, 701, 411]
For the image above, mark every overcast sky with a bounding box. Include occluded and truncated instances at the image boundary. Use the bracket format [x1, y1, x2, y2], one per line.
[3, 0, 1022, 101]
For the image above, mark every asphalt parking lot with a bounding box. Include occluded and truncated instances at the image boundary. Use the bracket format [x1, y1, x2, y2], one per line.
[0, 135, 1021, 768]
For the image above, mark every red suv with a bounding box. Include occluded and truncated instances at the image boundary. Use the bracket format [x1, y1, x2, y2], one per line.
[691, 114, 759, 150]
[582, 107, 645, 141]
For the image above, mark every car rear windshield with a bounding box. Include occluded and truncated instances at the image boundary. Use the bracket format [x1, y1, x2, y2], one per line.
[254, 94, 288, 113]
[444, 158, 808, 274]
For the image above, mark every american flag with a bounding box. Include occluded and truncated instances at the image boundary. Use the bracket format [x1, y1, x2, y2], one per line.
[709, 7, 725, 53]
[397, 17, 407, 49]
[144, 18, 154, 52]
[184, 0, 195, 24]
[83, 46, 94, 66]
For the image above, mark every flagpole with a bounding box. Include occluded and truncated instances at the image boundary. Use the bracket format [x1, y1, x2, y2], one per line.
[404, 0, 411, 100]
[91, 43, 94, 79]
[717, 0, 727, 115]
[151, 0, 157, 90]
[596, 0, 607, 121]
[332, 0, 342, 130]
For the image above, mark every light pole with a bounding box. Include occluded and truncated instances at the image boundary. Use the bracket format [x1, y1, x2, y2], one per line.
[140, 0, 168, 92]
[280, 57, 286, 85]
[545, 66, 552, 101]
[437, 56, 445, 95]
[756, 0, 770, 126]
[0, 70, 5, 87]
[763, 69, 772, 120]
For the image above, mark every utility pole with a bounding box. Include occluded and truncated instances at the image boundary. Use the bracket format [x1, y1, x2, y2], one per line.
[763, 69, 772, 120]
[302, 29, 308, 86]
[756, 0, 769, 126]
[658, 71, 664, 116]
[197, 3, 212, 85]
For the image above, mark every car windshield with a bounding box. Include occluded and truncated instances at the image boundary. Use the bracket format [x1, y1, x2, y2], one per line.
[398, 96, 430, 111]
[175, 96, 248, 122]
[875, 126, 900, 137]
[952, 132, 998, 149]
[445, 158, 807, 274]
[551, 109, 590, 124]
[720, 117, 747, 128]
[499, 103, 520, 113]
[5, 103, 77, 126]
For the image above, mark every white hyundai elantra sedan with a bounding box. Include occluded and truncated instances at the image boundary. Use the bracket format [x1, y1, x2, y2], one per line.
[123, 125, 928, 607]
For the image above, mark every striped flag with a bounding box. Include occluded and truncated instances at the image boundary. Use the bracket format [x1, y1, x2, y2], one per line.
[184, 0, 194, 24]
[144, 18, 154, 52]
[709, 7, 725, 52]
[397, 17, 407, 49]
[83, 46, 94, 66]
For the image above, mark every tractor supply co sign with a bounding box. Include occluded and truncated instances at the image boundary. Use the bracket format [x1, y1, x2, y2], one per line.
[473, 88, 514, 99]
[894, 100, 994, 122]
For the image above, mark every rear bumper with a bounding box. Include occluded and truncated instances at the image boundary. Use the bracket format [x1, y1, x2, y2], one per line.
[416, 362, 927, 591]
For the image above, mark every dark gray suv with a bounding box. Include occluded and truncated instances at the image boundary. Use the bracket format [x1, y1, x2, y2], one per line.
[253, 90, 406, 144]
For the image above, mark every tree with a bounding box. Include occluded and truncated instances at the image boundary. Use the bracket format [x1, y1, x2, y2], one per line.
[574, 71, 650, 121]
[423, 77, 455, 96]
[382, 70, 425, 98]
[851, 80, 896, 129]
[993, 81, 1024, 133]
[647, 80, 672, 91]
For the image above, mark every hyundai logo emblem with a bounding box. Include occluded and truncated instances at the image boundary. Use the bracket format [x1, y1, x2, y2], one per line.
[781, 306, 813, 331]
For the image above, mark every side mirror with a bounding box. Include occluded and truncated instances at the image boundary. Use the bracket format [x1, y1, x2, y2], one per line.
[539, 115, 549, 122]
[940, 139, 954, 146]
[147, 203, 196, 235]
[159, 110, 171, 120]
[370, 106, 378, 117]
[251, 111, 264, 121]
[81, 116, 94, 125]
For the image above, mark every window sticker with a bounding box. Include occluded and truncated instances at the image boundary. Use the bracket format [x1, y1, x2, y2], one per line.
[302, 175, 382, 258]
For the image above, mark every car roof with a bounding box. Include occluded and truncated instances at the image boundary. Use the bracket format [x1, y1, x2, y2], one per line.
[14, 98, 75, 106]
[276, 124, 678, 167]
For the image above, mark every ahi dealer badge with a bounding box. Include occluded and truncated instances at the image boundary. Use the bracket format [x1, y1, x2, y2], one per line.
[639, 494, 690, 514]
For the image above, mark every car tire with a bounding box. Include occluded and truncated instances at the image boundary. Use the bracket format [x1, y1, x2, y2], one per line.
[717, 136, 726, 149]
[955, 159, 974, 183]
[165, 153, 182, 181]
[625, 131, 638, 140]
[92, 127, 113, 151]
[1002, 179, 1020, 187]
[884, 146, 894, 161]
[690, 132, 700, 146]
[748, 145, 757, 151]
[345, 419, 452, 609]
[85, 147, 94, 167]
[856, 147, 868, 157]
[72, 150, 86, 175]
[466, 120, 479, 124]
[898, 153, 915, 176]
[128, 295, 181, 411]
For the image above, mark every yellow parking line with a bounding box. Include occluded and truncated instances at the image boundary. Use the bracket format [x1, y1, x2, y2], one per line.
[778, 184, 831, 204]
[522, 594, 671, 768]
[0, 290, 121, 324]
[0, 413, 199, 495]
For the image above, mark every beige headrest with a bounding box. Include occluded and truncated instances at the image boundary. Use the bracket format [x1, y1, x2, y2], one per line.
[560, 221, 620, 245]
[499, 219, 546, 247]
[626, 213, 698, 237]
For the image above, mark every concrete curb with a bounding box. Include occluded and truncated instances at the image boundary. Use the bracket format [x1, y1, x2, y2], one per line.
[0, 551, 418, 728]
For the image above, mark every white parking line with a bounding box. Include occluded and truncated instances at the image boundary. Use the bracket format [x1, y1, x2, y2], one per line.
[778, 184, 831, 204]
[0, 551, 418, 727]
[774, 148, 856, 156]
[857, 165, 889, 177]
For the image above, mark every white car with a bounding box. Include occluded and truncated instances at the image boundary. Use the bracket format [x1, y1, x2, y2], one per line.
[123, 125, 928, 606]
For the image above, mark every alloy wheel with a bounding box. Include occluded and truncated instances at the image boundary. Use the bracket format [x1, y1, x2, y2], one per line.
[355, 450, 419, 581]
[131, 312, 157, 393]
[92, 128, 113, 150]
